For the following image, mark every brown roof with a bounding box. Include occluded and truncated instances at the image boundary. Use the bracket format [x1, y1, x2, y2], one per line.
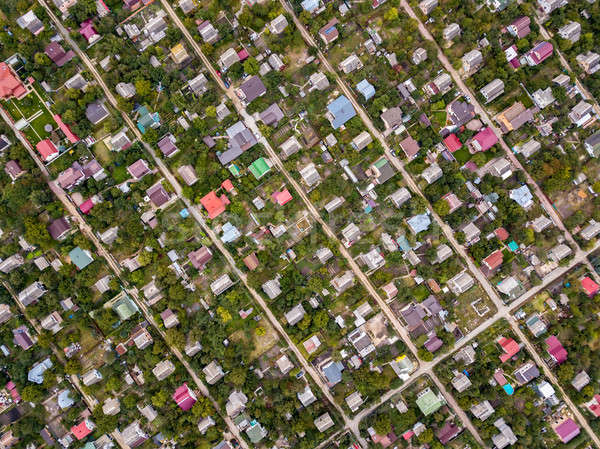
[243, 252, 259, 271]
[146, 183, 170, 207]
[4, 160, 23, 179]
[399, 135, 420, 158]
[188, 247, 213, 270]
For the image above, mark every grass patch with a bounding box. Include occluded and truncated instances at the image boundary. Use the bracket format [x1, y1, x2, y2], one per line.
[453, 147, 471, 164]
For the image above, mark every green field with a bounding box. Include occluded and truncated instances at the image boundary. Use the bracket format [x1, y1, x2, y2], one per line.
[2, 87, 54, 142]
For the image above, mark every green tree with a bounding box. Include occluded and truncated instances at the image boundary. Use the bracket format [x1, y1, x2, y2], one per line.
[22, 385, 44, 402]
[243, 57, 260, 75]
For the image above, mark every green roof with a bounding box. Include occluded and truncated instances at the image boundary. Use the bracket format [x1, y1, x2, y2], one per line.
[112, 294, 139, 321]
[248, 158, 271, 180]
[415, 387, 445, 416]
[246, 421, 267, 444]
[69, 247, 93, 270]
[228, 164, 241, 177]
[373, 157, 389, 169]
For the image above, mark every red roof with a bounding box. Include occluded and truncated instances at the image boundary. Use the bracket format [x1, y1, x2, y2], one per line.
[495, 227, 509, 241]
[272, 189, 292, 206]
[53, 114, 79, 144]
[200, 191, 226, 219]
[173, 383, 197, 411]
[588, 395, 600, 417]
[581, 276, 599, 297]
[237, 48, 249, 61]
[498, 337, 520, 362]
[221, 179, 234, 192]
[483, 249, 503, 270]
[528, 41, 553, 65]
[79, 19, 98, 42]
[71, 419, 94, 440]
[0, 63, 27, 99]
[471, 127, 498, 152]
[36, 139, 58, 161]
[443, 134, 462, 152]
[402, 431, 414, 441]
[79, 199, 94, 214]
[545, 335, 567, 364]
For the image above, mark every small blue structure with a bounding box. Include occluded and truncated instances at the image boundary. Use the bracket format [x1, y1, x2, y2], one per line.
[322, 361, 344, 386]
[407, 213, 431, 234]
[179, 208, 189, 218]
[58, 389, 74, 409]
[508, 241, 518, 252]
[326, 95, 356, 129]
[503, 384, 514, 395]
[356, 79, 375, 101]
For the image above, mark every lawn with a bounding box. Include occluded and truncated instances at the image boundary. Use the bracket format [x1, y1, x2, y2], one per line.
[3, 88, 54, 142]
[453, 147, 471, 164]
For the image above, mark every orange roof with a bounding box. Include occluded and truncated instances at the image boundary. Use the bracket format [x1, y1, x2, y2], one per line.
[483, 250, 503, 270]
[53, 114, 79, 144]
[0, 63, 26, 99]
[200, 191, 226, 219]
[36, 139, 58, 161]
[498, 337, 520, 362]
[71, 419, 94, 440]
[495, 227, 509, 241]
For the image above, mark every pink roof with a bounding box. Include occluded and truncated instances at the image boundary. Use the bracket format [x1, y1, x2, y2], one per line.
[53, 114, 79, 143]
[173, 383, 197, 411]
[272, 189, 292, 206]
[493, 370, 507, 385]
[545, 335, 567, 364]
[529, 41, 553, 65]
[6, 381, 15, 390]
[238, 49, 249, 61]
[221, 179, 234, 192]
[495, 227, 509, 241]
[472, 127, 498, 152]
[555, 419, 580, 443]
[79, 199, 94, 214]
[402, 431, 414, 441]
[498, 337, 520, 362]
[71, 420, 94, 440]
[589, 395, 600, 417]
[581, 276, 599, 296]
[79, 19, 98, 42]
[200, 191, 226, 219]
[443, 134, 462, 152]
[36, 139, 58, 161]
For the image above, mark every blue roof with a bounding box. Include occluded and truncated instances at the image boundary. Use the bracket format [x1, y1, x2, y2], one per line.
[407, 213, 431, 234]
[28, 358, 53, 384]
[322, 361, 343, 385]
[356, 79, 375, 100]
[327, 95, 356, 129]
[58, 389, 74, 409]
[508, 241, 518, 251]
[69, 247, 93, 270]
[221, 222, 241, 243]
[180, 208, 189, 218]
[301, 0, 319, 11]
[397, 235, 411, 252]
[510, 185, 533, 207]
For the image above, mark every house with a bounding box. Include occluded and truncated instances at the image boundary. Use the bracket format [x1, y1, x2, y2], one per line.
[469, 127, 498, 153]
[0, 304, 12, 324]
[46, 217, 71, 241]
[271, 189, 292, 206]
[471, 400, 495, 421]
[86, 101, 110, 125]
[160, 309, 179, 329]
[390, 137, 418, 163]
[480, 79, 505, 103]
[448, 272, 474, 294]
[177, 165, 198, 186]
[462, 49, 483, 72]
[284, 304, 306, 326]
[497, 336, 520, 362]
[526, 41, 553, 66]
[146, 183, 170, 208]
[200, 191, 228, 219]
[496, 102, 533, 132]
[436, 421, 462, 445]
[319, 19, 339, 44]
[279, 136, 302, 159]
[554, 419, 580, 443]
[443, 134, 462, 153]
[127, 159, 150, 180]
[532, 87, 555, 109]
[356, 79, 375, 101]
[510, 185, 533, 208]
[518, 139, 541, 159]
[13, 325, 34, 350]
[16, 10, 44, 35]
[81, 369, 103, 386]
[299, 163, 321, 186]
[530, 215, 553, 233]
[219, 48, 240, 70]
[514, 361, 540, 384]
[421, 164, 442, 184]
[331, 270, 355, 294]
[258, 103, 284, 127]
[339, 54, 362, 74]
[482, 250, 503, 274]
[545, 335, 567, 364]
[3, 159, 22, 181]
[558, 21, 581, 43]
[448, 100, 475, 127]
[136, 105, 160, 132]
[508, 16, 531, 38]
[326, 95, 356, 129]
[18, 282, 46, 306]
[276, 355, 294, 374]
[548, 243, 571, 262]
[389, 187, 412, 208]
[492, 418, 517, 449]
[451, 372, 472, 392]
[40, 311, 63, 333]
[314, 413, 335, 432]
[123, 0, 143, 10]
[131, 326, 153, 349]
[526, 314, 547, 337]
[412, 47, 428, 65]
[188, 247, 213, 271]
[158, 134, 178, 158]
[246, 421, 267, 444]
[569, 100, 594, 127]
[443, 23, 461, 40]
[102, 397, 120, 416]
[416, 388, 445, 416]
[211, 274, 234, 295]
[110, 129, 132, 151]
[0, 254, 24, 274]
[497, 276, 525, 300]
[425, 73, 452, 95]
[345, 391, 364, 412]
[173, 383, 197, 411]
[576, 51, 600, 75]
[341, 223, 361, 246]
[198, 21, 219, 44]
[36, 139, 59, 162]
[297, 386, 316, 407]
[407, 213, 431, 234]
[71, 419, 95, 440]
[380, 107, 403, 130]
[170, 43, 189, 64]
[580, 220, 600, 240]
[121, 421, 148, 448]
[419, 0, 438, 15]
[309, 71, 329, 91]
[152, 360, 176, 381]
[236, 76, 266, 104]
[45, 42, 75, 67]
[269, 14, 288, 34]
[315, 247, 334, 264]
[351, 131, 373, 150]
[262, 278, 282, 299]
[572, 371, 590, 391]
[538, 0, 567, 14]
[79, 19, 101, 44]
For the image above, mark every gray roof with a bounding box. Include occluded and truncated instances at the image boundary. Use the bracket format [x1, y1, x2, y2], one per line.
[238, 76, 267, 103]
[259, 103, 284, 126]
[85, 101, 109, 124]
